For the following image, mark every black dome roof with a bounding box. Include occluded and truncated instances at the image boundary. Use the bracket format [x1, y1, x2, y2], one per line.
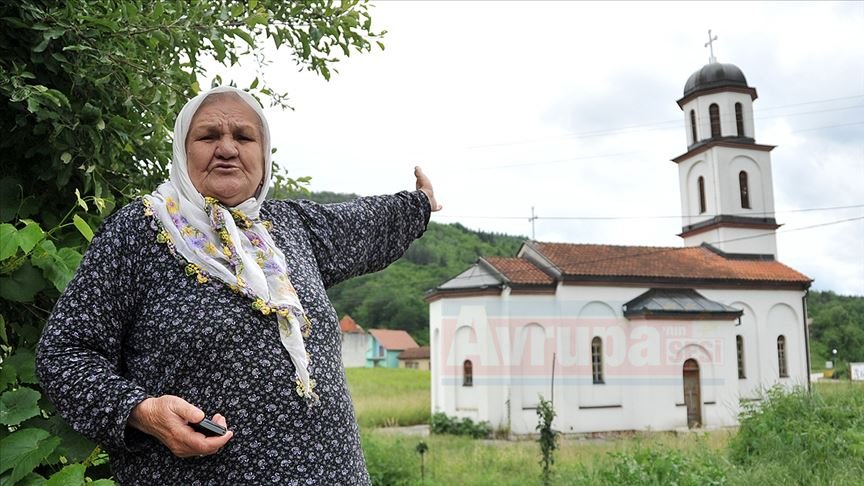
[683, 62, 749, 98]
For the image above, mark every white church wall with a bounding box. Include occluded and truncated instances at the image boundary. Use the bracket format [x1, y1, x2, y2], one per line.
[728, 301, 764, 400]
[701, 289, 808, 394]
[430, 285, 806, 434]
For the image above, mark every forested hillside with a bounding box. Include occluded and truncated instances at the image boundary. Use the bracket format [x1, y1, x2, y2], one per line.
[278, 190, 525, 344]
[807, 290, 864, 373]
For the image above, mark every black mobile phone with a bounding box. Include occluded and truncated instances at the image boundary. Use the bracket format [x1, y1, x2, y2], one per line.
[189, 418, 227, 437]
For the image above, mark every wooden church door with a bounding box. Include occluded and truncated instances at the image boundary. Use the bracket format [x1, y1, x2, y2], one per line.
[683, 359, 702, 428]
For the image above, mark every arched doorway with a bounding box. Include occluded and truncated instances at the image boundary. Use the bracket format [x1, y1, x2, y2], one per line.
[683, 359, 702, 428]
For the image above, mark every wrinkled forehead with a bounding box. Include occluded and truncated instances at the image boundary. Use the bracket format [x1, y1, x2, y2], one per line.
[191, 92, 264, 131]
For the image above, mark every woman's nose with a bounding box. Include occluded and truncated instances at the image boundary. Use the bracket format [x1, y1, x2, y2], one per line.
[214, 136, 239, 159]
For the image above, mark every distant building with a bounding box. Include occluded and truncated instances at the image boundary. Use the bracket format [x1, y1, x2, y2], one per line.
[399, 346, 431, 370]
[339, 315, 369, 368]
[428, 58, 812, 435]
[368, 329, 419, 368]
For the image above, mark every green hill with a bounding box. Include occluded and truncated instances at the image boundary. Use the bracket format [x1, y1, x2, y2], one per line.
[278, 190, 525, 344]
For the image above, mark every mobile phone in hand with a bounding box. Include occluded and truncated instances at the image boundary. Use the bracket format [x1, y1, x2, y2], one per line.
[189, 418, 227, 437]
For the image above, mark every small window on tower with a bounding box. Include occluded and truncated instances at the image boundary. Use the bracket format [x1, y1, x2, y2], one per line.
[698, 176, 707, 214]
[736, 335, 746, 379]
[777, 336, 788, 378]
[739, 171, 750, 209]
[709, 103, 721, 137]
[735, 102, 744, 136]
[463, 359, 473, 387]
[591, 337, 604, 384]
[690, 110, 698, 143]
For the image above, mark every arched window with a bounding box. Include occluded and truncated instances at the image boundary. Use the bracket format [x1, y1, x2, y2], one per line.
[735, 102, 744, 136]
[777, 336, 788, 378]
[736, 335, 746, 379]
[463, 359, 473, 387]
[739, 171, 751, 209]
[591, 337, 604, 384]
[698, 176, 707, 214]
[709, 103, 721, 137]
[689, 110, 698, 143]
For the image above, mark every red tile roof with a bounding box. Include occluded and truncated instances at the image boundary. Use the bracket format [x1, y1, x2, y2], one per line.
[369, 329, 419, 351]
[339, 315, 365, 334]
[483, 257, 554, 285]
[398, 346, 430, 360]
[532, 242, 810, 284]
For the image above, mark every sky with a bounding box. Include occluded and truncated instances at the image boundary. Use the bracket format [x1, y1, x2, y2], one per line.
[209, 1, 864, 295]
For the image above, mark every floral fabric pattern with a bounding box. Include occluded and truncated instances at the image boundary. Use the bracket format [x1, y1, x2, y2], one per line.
[36, 191, 430, 485]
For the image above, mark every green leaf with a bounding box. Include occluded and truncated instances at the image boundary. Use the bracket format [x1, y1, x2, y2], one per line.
[0, 388, 41, 426]
[31, 241, 81, 292]
[24, 416, 96, 465]
[6, 350, 37, 384]
[89, 480, 115, 486]
[0, 314, 6, 345]
[45, 464, 85, 486]
[0, 224, 18, 260]
[72, 215, 93, 242]
[0, 428, 61, 484]
[17, 222, 44, 253]
[232, 28, 255, 47]
[61, 152, 72, 164]
[0, 365, 16, 391]
[13, 472, 47, 486]
[0, 262, 48, 302]
[74, 189, 87, 211]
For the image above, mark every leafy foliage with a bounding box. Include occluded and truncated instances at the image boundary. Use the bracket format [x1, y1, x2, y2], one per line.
[1, 1, 382, 483]
[807, 290, 864, 374]
[536, 396, 558, 486]
[430, 413, 491, 439]
[728, 384, 864, 483]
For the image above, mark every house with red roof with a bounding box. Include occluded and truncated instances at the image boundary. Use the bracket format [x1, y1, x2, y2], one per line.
[339, 315, 369, 368]
[399, 346, 431, 370]
[367, 329, 419, 368]
[427, 59, 812, 435]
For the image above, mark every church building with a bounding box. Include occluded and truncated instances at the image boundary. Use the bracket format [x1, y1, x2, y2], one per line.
[427, 57, 812, 434]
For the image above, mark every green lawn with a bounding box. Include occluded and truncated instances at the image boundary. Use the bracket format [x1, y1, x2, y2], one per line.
[346, 367, 431, 428]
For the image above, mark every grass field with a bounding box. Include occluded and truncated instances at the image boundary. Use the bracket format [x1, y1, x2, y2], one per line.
[345, 367, 431, 428]
[347, 368, 864, 485]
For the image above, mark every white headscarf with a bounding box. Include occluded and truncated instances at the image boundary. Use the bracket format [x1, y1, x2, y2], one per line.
[144, 86, 317, 403]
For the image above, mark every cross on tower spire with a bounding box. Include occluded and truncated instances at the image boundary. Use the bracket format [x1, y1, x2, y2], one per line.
[705, 29, 718, 64]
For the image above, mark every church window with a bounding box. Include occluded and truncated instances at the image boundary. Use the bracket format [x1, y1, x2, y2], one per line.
[690, 110, 698, 143]
[709, 103, 721, 137]
[463, 359, 473, 386]
[698, 176, 707, 214]
[739, 171, 751, 209]
[735, 102, 744, 136]
[591, 337, 604, 384]
[736, 335, 746, 379]
[777, 336, 788, 378]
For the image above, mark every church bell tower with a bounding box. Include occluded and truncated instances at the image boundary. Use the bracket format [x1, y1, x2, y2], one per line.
[673, 33, 780, 258]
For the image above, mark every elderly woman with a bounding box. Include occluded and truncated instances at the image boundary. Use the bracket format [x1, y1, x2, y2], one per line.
[36, 86, 440, 484]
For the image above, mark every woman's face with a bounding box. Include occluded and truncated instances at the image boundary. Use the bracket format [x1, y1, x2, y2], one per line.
[186, 95, 265, 206]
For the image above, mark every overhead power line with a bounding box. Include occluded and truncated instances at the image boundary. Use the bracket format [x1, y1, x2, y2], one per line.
[433, 204, 864, 222]
[463, 94, 864, 150]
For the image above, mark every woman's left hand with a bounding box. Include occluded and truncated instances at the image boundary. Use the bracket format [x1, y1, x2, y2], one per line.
[415, 166, 442, 212]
